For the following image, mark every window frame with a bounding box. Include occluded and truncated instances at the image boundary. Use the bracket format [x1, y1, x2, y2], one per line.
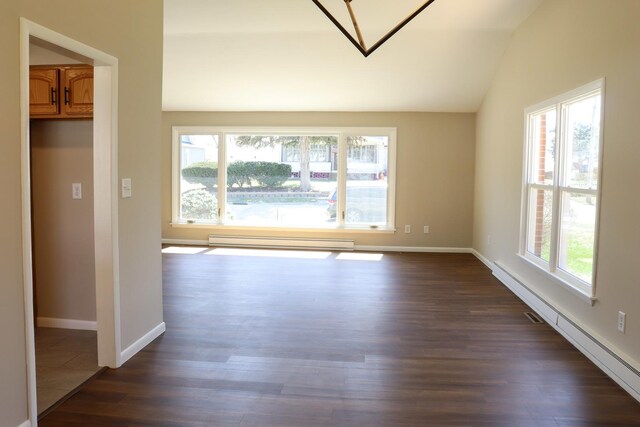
[519, 79, 605, 300]
[171, 126, 397, 232]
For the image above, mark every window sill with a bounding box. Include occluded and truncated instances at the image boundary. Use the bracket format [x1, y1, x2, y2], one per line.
[517, 253, 596, 306]
[170, 222, 396, 234]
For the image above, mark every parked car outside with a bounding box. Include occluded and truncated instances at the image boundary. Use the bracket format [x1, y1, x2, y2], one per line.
[327, 184, 387, 224]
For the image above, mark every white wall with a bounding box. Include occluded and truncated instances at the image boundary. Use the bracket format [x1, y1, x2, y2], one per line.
[474, 0, 640, 369]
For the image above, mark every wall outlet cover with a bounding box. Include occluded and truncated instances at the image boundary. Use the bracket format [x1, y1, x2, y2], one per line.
[72, 182, 82, 199]
[121, 178, 132, 198]
[618, 311, 626, 333]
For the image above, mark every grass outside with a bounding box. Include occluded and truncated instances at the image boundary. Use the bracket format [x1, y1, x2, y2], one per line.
[538, 194, 595, 283]
[563, 232, 594, 282]
[539, 234, 593, 282]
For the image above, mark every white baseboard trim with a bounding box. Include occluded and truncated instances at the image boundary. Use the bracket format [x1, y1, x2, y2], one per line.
[162, 239, 474, 255]
[17, 420, 31, 427]
[162, 238, 208, 246]
[354, 245, 471, 253]
[37, 317, 97, 331]
[488, 257, 640, 402]
[120, 322, 166, 366]
[470, 248, 492, 269]
[162, 239, 474, 253]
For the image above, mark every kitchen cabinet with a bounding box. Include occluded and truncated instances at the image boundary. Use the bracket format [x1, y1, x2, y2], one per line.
[29, 65, 93, 119]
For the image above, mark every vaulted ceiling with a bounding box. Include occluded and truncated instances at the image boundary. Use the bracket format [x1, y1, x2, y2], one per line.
[163, 0, 543, 112]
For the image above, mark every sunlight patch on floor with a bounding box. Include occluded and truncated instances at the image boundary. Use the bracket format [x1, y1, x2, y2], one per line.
[205, 247, 332, 259]
[336, 252, 384, 261]
[161, 246, 209, 254]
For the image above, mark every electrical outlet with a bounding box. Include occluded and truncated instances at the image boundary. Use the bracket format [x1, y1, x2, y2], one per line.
[618, 311, 626, 333]
[72, 183, 82, 199]
[404, 225, 411, 233]
[121, 178, 132, 198]
[423, 225, 430, 234]
[487, 235, 492, 245]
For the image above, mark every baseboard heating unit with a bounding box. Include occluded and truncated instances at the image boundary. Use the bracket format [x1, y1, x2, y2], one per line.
[209, 235, 355, 251]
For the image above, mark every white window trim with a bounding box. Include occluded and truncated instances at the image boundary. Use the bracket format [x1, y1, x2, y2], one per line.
[519, 78, 605, 301]
[171, 126, 397, 232]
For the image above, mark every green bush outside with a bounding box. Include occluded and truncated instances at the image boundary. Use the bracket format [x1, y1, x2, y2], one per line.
[227, 161, 252, 188]
[182, 162, 218, 190]
[229, 161, 292, 188]
[181, 188, 217, 220]
[183, 161, 292, 188]
[251, 161, 292, 187]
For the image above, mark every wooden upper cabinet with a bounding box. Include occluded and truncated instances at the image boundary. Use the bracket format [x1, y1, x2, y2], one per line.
[62, 67, 94, 117]
[29, 65, 93, 119]
[29, 68, 59, 116]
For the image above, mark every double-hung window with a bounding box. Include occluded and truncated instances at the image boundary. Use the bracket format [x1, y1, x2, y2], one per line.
[521, 80, 604, 298]
[172, 127, 396, 231]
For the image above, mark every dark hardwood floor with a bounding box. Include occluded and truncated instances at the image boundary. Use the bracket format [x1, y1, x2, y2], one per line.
[41, 249, 640, 426]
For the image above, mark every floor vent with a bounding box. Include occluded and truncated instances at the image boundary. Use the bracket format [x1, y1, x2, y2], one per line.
[209, 235, 355, 251]
[524, 312, 544, 324]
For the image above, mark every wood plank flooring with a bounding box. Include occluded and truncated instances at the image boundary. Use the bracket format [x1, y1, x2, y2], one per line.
[41, 249, 640, 426]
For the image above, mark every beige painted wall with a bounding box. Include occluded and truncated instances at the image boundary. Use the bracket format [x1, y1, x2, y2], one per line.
[474, 0, 640, 368]
[31, 119, 96, 323]
[0, 1, 28, 425]
[30, 43, 81, 65]
[0, 1, 163, 425]
[162, 112, 476, 248]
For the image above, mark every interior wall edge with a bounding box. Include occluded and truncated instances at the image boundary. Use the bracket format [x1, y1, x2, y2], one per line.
[119, 322, 166, 367]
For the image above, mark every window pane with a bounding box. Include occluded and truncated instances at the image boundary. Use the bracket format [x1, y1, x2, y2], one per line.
[346, 136, 388, 225]
[180, 135, 218, 221]
[225, 134, 338, 226]
[563, 94, 601, 189]
[526, 188, 553, 262]
[558, 192, 596, 284]
[530, 109, 556, 185]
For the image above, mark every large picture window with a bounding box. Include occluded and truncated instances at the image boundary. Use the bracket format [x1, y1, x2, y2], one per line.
[521, 80, 604, 297]
[172, 127, 396, 230]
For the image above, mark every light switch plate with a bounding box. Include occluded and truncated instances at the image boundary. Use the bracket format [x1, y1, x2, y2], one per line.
[121, 178, 132, 198]
[72, 183, 82, 199]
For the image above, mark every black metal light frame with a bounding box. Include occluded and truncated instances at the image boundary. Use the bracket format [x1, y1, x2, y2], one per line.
[311, 0, 437, 57]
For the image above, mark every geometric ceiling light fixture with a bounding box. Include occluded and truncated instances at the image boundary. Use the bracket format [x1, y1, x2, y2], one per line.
[311, 0, 437, 57]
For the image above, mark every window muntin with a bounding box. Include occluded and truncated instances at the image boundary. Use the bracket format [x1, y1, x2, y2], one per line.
[521, 81, 603, 296]
[172, 127, 396, 231]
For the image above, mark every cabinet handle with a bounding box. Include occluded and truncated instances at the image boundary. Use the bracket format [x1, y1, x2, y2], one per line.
[51, 88, 57, 105]
[64, 87, 70, 105]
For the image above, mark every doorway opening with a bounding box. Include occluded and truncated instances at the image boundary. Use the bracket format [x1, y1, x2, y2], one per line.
[20, 19, 120, 425]
[29, 41, 102, 416]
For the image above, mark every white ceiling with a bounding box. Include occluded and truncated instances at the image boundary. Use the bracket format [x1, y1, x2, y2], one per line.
[163, 0, 542, 112]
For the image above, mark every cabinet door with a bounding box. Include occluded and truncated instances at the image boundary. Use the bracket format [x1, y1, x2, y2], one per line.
[29, 68, 59, 116]
[62, 67, 93, 118]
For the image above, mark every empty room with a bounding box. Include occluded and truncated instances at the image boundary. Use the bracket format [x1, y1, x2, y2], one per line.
[2, 1, 640, 426]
